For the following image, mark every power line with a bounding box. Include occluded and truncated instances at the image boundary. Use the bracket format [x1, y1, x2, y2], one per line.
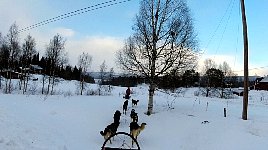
[203, 0, 235, 51]
[214, 0, 235, 56]
[18, 0, 132, 33]
[233, 0, 242, 70]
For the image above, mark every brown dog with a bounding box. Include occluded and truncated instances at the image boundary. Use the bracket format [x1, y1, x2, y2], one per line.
[129, 122, 146, 146]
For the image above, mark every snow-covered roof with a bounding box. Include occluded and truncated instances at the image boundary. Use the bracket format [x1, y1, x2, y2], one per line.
[19, 67, 30, 71]
[30, 65, 43, 70]
[260, 77, 268, 83]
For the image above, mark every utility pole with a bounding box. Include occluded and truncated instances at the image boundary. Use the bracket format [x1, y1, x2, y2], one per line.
[240, 0, 249, 120]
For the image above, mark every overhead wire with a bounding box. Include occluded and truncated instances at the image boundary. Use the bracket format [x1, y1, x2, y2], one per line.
[18, 0, 132, 33]
[213, 0, 235, 57]
[231, 0, 267, 76]
[202, 0, 235, 53]
[233, 0, 242, 70]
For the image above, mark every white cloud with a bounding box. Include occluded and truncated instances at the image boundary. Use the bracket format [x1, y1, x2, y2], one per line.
[198, 53, 268, 76]
[0, 0, 38, 35]
[66, 36, 124, 72]
[15, 25, 124, 73]
[53, 28, 75, 38]
[198, 54, 240, 68]
[198, 54, 243, 75]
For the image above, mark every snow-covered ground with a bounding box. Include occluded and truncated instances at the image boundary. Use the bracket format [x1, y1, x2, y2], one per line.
[0, 77, 268, 150]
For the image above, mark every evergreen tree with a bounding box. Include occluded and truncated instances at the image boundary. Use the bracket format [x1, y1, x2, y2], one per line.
[204, 68, 224, 97]
[182, 69, 199, 87]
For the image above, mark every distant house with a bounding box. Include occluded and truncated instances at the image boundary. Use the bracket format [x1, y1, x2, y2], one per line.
[30, 65, 43, 74]
[18, 67, 30, 72]
[0, 69, 21, 79]
[254, 77, 268, 91]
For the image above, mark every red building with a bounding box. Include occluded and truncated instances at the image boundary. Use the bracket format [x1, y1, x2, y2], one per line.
[254, 77, 268, 91]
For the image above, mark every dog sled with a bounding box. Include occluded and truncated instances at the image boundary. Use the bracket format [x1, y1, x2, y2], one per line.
[101, 132, 140, 150]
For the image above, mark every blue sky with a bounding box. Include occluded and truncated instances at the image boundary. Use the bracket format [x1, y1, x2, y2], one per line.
[0, 0, 267, 76]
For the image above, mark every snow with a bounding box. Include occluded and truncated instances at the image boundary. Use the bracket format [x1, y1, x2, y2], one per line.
[0, 77, 268, 150]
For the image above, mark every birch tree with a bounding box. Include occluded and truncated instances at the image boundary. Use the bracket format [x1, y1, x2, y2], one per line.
[45, 34, 67, 95]
[6, 23, 21, 93]
[21, 35, 36, 93]
[78, 52, 92, 95]
[98, 60, 107, 95]
[116, 0, 199, 115]
[202, 58, 217, 75]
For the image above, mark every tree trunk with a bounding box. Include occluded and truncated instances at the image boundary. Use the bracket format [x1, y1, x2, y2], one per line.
[51, 70, 55, 95]
[19, 67, 24, 91]
[22, 70, 27, 94]
[80, 79, 84, 95]
[221, 87, 224, 98]
[8, 72, 12, 93]
[5, 71, 8, 93]
[23, 77, 26, 94]
[42, 74, 45, 94]
[25, 71, 29, 93]
[19, 78, 22, 91]
[80, 74, 84, 95]
[206, 88, 209, 97]
[47, 76, 51, 95]
[147, 83, 155, 115]
[0, 70, 1, 89]
[146, 6, 157, 115]
[8, 73, 13, 93]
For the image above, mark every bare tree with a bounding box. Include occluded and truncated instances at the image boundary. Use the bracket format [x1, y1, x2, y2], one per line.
[21, 35, 36, 66]
[98, 60, 107, 95]
[45, 34, 67, 95]
[21, 34, 37, 94]
[7, 23, 21, 69]
[108, 67, 114, 92]
[202, 58, 217, 75]
[78, 52, 92, 95]
[219, 61, 233, 77]
[218, 61, 238, 97]
[99, 60, 107, 84]
[6, 23, 21, 93]
[116, 0, 199, 115]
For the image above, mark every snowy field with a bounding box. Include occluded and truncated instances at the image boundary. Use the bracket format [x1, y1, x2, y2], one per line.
[0, 78, 268, 150]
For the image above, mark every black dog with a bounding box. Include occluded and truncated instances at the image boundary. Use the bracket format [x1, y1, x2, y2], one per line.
[132, 99, 139, 107]
[113, 110, 121, 124]
[123, 100, 128, 115]
[130, 109, 138, 123]
[100, 122, 120, 143]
